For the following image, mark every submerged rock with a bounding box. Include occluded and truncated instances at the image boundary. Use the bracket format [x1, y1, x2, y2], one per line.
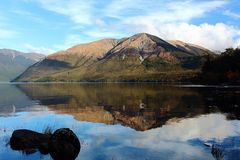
[49, 128, 81, 160]
[9, 128, 80, 160]
[10, 129, 50, 153]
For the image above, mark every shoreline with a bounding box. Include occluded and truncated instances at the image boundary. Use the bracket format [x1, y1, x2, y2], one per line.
[0, 81, 239, 88]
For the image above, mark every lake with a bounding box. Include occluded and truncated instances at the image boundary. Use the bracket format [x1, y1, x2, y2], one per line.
[0, 83, 240, 160]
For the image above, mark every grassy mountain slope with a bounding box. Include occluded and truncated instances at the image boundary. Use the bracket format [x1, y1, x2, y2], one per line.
[14, 33, 214, 82]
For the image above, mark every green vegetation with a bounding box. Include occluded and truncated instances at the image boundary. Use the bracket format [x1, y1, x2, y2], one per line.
[198, 48, 240, 85]
[34, 56, 200, 82]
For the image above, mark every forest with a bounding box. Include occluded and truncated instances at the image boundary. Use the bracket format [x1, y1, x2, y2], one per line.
[199, 48, 240, 85]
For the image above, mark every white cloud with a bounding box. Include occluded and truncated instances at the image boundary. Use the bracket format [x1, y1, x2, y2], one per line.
[82, 114, 240, 145]
[24, 43, 55, 54]
[132, 114, 240, 143]
[109, 0, 227, 23]
[35, 0, 240, 51]
[37, 0, 228, 26]
[235, 38, 240, 48]
[75, 113, 240, 160]
[224, 10, 240, 19]
[37, 0, 94, 25]
[132, 22, 240, 51]
[123, 113, 240, 159]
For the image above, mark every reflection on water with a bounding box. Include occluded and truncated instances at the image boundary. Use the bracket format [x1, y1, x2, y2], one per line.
[0, 83, 240, 160]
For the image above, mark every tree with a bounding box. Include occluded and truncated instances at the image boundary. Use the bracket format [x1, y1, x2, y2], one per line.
[199, 48, 240, 84]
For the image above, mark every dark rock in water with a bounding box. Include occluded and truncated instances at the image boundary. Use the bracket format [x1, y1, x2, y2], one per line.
[9, 128, 80, 160]
[39, 142, 50, 155]
[10, 129, 50, 152]
[49, 128, 81, 160]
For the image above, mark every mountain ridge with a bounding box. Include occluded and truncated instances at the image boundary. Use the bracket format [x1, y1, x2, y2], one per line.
[169, 40, 213, 56]
[13, 33, 214, 82]
[0, 49, 45, 81]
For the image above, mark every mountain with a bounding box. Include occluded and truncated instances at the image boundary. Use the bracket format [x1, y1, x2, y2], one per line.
[14, 33, 214, 82]
[0, 49, 45, 81]
[49, 39, 117, 64]
[169, 40, 213, 56]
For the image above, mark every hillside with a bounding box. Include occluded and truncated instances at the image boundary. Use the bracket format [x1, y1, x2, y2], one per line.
[0, 49, 45, 81]
[198, 48, 240, 84]
[169, 40, 213, 56]
[14, 33, 214, 82]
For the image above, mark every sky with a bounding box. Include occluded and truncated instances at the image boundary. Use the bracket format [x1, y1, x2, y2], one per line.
[0, 0, 240, 55]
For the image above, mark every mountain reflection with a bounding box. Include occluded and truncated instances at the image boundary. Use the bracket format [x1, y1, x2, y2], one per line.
[14, 83, 240, 131]
[1, 84, 240, 160]
[0, 84, 44, 116]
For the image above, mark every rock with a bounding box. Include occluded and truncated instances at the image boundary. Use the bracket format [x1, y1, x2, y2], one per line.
[9, 128, 80, 160]
[10, 129, 50, 152]
[39, 142, 50, 155]
[49, 128, 81, 160]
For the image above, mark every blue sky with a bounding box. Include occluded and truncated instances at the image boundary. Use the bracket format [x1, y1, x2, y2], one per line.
[0, 0, 240, 54]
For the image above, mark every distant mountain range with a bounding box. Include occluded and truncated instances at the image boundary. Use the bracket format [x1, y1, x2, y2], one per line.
[0, 49, 45, 81]
[13, 33, 215, 82]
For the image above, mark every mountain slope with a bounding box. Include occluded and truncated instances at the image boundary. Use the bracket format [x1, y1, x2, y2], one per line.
[14, 39, 117, 81]
[169, 40, 213, 56]
[0, 49, 45, 81]
[48, 39, 117, 66]
[14, 33, 214, 82]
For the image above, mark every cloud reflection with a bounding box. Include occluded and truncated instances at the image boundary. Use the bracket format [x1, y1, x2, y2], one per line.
[1, 110, 240, 159]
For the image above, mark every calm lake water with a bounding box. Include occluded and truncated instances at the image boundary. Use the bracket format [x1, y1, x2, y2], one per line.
[0, 83, 240, 160]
